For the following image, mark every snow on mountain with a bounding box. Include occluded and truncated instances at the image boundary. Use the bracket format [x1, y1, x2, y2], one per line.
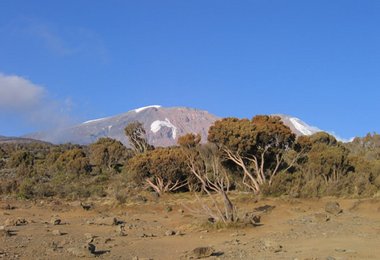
[275, 114, 352, 142]
[25, 106, 350, 146]
[82, 117, 110, 125]
[289, 117, 320, 136]
[275, 114, 321, 137]
[135, 105, 162, 113]
[150, 118, 177, 139]
[26, 106, 218, 147]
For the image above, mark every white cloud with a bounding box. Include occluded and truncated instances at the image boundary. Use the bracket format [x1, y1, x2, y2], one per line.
[0, 73, 45, 110]
[0, 73, 76, 131]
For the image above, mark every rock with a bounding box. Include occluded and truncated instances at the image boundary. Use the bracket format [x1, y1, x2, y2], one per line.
[175, 231, 184, 236]
[188, 247, 215, 258]
[93, 217, 120, 226]
[314, 213, 330, 222]
[88, 243, 96, 254]
[207, 217, 215, 224]
[51, 217, 61, 225]
[253, 205, 275, 214]
[117, 225, 127, 236]
[139, 233, 155, 238]
[0, 228, 12, 237]
[4, 218, 28, 227]
[178, 209, 185, 214]
[325, 202, 343, 215]
[165, 230, 176, 236]
[165, 206, 173, 212]
[67, 247, 88, 258]
[80, 202, 93, 211]
[52, 230, 62, 236]
[133, 195, 148, 203]
[2, 204, 15, 210]
[243, 213, 261, 226]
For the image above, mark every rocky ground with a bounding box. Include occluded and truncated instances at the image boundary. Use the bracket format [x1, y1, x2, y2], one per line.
[0, 194, 379, 259]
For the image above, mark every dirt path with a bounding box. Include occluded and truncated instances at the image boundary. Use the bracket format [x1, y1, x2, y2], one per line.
[1, 196, 379, 259]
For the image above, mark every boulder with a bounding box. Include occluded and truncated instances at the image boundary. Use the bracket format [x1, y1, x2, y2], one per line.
[188, 247, 215, 259]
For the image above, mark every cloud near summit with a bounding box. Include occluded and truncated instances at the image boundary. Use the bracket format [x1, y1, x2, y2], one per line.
[0, 73, 75, 131]
[0, 73, 45, 111]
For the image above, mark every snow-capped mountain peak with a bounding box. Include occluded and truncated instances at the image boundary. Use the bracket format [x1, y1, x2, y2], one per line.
[274, 114, 321, 137]
[134, 105, 162, 113]
[26, 106, 218, 147]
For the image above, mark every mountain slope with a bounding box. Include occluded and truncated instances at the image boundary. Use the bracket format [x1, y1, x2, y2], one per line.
[26, 106, 219, 146]
[25, 106, 345, 146]
[0, 135, 50, 144]
[274, 114, 322, 136]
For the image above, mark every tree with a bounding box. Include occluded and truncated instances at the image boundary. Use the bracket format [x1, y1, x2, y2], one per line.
[298, 133, 353, 183]
[208, 115, 297, 193]
[89, 137, 127, 171]
[178, 133, 201, 148]
[186, 143, 236, 224]
[7, 150, 35, 177]
[53, 147, 91, 176]
[127, 147, 189, 195]
[124, 121, 153, 154]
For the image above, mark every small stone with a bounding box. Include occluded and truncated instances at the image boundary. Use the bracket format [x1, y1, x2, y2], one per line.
[4, 218, 28, 227]
[0, 228, 12, 237]
[189, 247, 215, 258]
[139, 233, 155, 238]
[80, 202, 93, 211]
[325, 202, 343, 215]
[243, 213, 261, 226]
[314, 213, 330, 222]
[165, 206, 173, 212]
[52, 230, 62, 236]
[175, 231, 184, 236]
[165, 230, 176, 236]
[93, 217, 120, 226]
[51, 217, 61, 225]
[67, 247, 88, 257]
[88, 243, 96, 254]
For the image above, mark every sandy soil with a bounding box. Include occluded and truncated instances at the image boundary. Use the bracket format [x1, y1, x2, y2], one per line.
[1, 194, 379, 260]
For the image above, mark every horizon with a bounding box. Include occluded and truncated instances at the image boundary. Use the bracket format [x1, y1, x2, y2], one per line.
[1, 1, 379, 139]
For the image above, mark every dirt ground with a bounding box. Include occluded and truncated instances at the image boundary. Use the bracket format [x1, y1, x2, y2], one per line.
[1, 194, 379, 260]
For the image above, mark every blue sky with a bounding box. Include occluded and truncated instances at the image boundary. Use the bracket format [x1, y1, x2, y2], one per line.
[0, 0, 379, 139]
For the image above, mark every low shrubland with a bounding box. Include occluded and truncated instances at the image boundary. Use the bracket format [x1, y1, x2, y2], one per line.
[0, 118, 378, 206]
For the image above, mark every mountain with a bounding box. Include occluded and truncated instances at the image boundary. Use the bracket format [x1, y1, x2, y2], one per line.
[25, 105, 345, 146]
[274, 114, 322, 136]
[0, 135, 49, 144]
[26, 106, 219, 146]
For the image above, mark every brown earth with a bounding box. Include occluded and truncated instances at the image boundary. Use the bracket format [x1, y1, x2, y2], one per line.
[0, 194, 379, 259]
